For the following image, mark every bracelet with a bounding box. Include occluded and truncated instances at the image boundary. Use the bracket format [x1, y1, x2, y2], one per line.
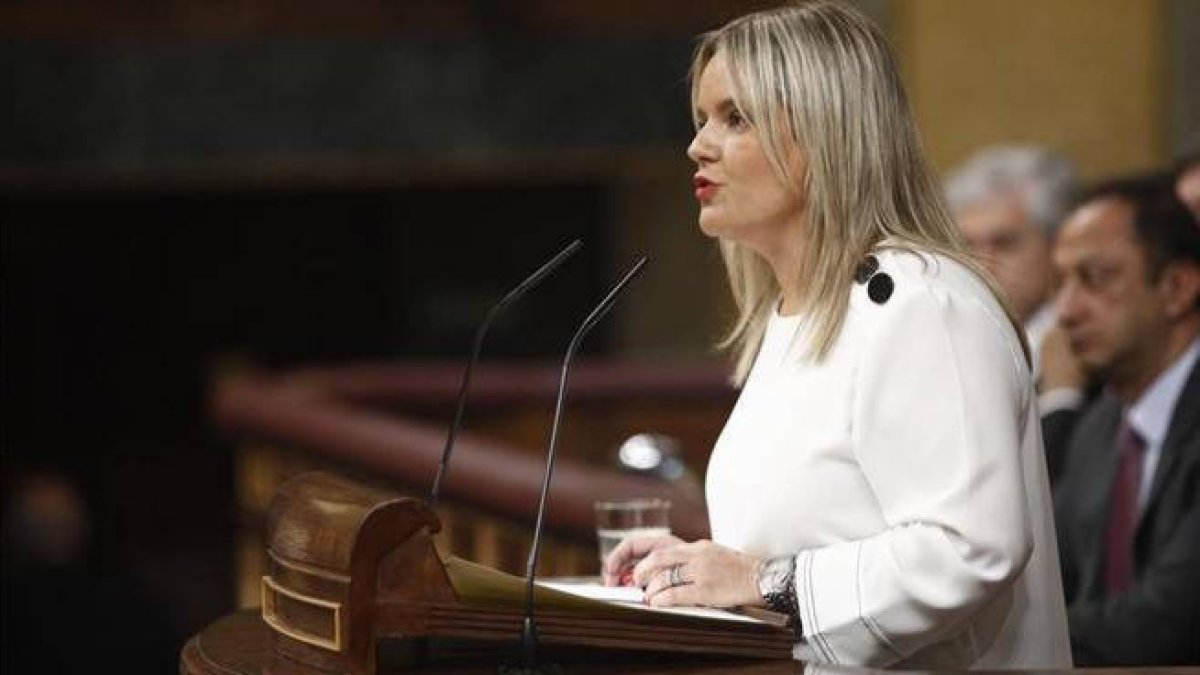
[756, 555, 801, 634]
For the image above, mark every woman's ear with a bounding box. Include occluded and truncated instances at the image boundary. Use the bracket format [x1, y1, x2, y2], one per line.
[1158, 260, 1200, 319]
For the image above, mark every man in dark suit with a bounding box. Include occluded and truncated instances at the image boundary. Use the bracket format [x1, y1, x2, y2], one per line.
[1050, 175, 1200, 665]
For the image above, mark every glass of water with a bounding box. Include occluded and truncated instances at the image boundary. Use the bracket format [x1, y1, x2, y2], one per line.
[594, 498, 671, 566]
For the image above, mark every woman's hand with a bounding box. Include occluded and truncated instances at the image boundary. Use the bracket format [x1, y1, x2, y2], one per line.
[601, 533, 682, 586]
[632, 539, 763, 609]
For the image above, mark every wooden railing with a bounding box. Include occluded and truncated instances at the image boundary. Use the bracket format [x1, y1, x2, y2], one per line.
[210, 359, 736, 608]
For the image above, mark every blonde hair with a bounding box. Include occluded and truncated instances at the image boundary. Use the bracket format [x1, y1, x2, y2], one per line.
[691, 0, 1028, 382]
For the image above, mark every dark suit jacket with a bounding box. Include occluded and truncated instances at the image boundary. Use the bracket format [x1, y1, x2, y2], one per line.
[1053, 359, 1200, 665]
[1042, 406, 1083, 485]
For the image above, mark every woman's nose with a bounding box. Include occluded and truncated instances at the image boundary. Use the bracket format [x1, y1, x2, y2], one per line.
[687, 125, 717, 165]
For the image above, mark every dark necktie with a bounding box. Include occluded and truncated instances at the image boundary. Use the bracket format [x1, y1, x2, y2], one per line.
[1104, 420, 1145, 596]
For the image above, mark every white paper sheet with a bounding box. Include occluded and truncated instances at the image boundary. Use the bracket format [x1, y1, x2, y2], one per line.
[537, 581, 764, 624]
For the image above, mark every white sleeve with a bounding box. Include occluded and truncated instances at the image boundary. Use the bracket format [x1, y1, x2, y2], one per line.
[793, 282, 1033, 666]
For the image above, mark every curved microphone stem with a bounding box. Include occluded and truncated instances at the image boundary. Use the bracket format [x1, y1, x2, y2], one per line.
[428, 239, 583, 506]
[519, 256, 648, 668]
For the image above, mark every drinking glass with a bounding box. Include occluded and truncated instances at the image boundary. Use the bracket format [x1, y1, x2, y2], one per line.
[594, 498, 671, 565]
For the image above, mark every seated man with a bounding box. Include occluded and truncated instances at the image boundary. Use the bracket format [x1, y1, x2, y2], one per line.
[945, 146, 1084, 480]
[945, 144, 1078, 381]
[1050, 174, 1200, 665]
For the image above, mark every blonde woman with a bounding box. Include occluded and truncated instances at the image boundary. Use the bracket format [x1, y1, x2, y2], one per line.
[602, 1, 1071, 669]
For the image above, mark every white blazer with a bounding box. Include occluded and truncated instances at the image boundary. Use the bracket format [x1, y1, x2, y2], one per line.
[706, 248, 1071, 669]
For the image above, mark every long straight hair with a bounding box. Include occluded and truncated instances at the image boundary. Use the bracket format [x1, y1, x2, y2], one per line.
[692, 1, 1028, 382]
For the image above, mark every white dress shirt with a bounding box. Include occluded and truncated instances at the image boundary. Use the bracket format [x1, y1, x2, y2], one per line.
[1127, 337, 1200, 512]
[706, 248, 1071, 669]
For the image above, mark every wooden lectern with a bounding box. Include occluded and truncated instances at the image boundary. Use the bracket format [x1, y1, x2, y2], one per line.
[184, 471, 795, 674]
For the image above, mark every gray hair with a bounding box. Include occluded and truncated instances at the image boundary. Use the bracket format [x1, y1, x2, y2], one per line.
[945, 145, 1079, 236]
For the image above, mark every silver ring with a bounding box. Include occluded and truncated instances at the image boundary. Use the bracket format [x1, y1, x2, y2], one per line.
[668, 563, 685, 588]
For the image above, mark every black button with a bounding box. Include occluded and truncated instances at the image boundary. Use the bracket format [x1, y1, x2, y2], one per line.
[867, 272, 894, 304]
[854, 255, 879, 284]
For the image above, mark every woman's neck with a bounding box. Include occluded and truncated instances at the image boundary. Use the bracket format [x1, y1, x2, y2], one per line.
[776, 286, 803, 316]
[746, 212, 809, 316]
[762, 242, 804, 316]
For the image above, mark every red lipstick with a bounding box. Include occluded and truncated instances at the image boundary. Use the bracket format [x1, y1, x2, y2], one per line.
[693, 174, 718, 201]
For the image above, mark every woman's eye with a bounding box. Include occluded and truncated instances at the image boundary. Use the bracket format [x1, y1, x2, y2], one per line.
[728, 110, 748, 130]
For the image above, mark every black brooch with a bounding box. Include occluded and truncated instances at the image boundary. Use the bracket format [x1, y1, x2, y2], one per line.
[854, 254, 894, 305]
[853, 255, 879, 284]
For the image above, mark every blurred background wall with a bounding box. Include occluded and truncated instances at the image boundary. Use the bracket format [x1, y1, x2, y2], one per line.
[1, 0, 1196, 671]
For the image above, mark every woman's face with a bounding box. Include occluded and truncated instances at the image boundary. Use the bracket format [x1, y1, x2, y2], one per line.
[687, 52, 806, 259]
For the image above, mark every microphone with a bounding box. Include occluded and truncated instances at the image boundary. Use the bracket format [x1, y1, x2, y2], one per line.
[503, 256, 649, 674]
[428, 239, 583, 506]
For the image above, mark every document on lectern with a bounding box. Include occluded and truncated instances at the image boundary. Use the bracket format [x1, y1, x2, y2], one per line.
[442, 555, 783, 626]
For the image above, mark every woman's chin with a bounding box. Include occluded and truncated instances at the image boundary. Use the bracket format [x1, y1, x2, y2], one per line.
[697, 210, 726, 238]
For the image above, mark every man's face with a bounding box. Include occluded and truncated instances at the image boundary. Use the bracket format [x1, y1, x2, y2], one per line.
[1053, 198, 1170, 383]
[956, 196, 1054, 321]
